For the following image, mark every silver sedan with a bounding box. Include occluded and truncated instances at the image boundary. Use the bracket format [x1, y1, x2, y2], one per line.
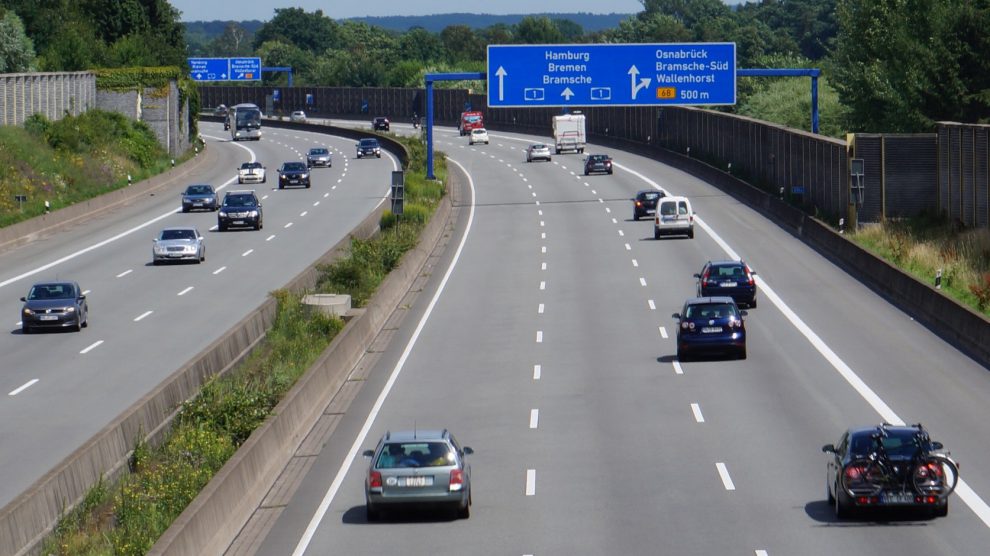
[152, 226, 205, 265]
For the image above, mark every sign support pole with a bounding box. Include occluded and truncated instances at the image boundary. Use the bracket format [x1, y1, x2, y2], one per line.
[424, 72, 485, 180]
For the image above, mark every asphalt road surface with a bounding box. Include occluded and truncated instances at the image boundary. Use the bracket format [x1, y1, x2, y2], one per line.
[0, 122, 397, 508]
[256, 126, 990, 556]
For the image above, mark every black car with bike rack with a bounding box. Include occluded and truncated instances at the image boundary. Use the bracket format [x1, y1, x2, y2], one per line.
[823, 423, 958, 519]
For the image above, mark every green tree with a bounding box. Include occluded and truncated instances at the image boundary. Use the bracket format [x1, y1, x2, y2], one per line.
[209, 22, 253, 57]
[479, 23, 514, 46]
[514, 16, 564, 44]
[0, 11, 35, 72]
[608, 13, 692, 43]
[553, 19, 585, 42]
[252, 8, 339, 53]
[440, 25, 483, 63]
[398, 27, 444, 63]
[255, 40, 312, 85]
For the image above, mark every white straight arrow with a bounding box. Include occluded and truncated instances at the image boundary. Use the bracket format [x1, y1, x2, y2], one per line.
[561, 87, 574, 101]
[629, 65, 651, 99]
[495, 66, 507, 101]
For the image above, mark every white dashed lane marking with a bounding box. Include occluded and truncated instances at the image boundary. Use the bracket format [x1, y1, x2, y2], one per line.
[8, 379, 38, 396]
[529, 409, 539, 429]
[526, 470, 536, 496]
[213, 266, 226, 275]
[716, 463, 736, 491]
[691, 403, 705, 423]
[533, 364, 542, 380]
[134, 310, 153, 322]
[80, 340, 104, 354]
[177, 286, 193, 296]
[116, 269, 132, 278]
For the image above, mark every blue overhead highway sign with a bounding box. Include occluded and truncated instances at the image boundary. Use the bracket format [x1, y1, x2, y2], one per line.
[230, 57, 262, 81]
[188, 58, 229, 82]
[487, 43, 736, 108]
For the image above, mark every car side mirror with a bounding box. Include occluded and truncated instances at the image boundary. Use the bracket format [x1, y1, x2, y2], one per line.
[671, 313, 681, 319]
[462, 447, 474, 455]
[362, 449, 375, 458]
[822, 444, 835, 454]
[739, 311, 748, 317]
[693, 273, 701, 278]
[20, 297, 26, 302]
[931, 441, 944, 450]
[78, 294, 86, 300]
[152, 238, 158, 242]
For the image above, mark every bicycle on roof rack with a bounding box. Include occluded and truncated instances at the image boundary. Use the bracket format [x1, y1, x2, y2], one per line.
[839, 423, 959, 506]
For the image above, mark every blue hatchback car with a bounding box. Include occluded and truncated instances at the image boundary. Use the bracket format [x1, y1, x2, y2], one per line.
[673, 297, 747, 360]
[695, 260, 757, 308]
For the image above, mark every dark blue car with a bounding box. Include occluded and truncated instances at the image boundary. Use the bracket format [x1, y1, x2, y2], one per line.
[181, 184, 218, 212]
[695, 260, 758, 308]
[673, 297, 747, 360]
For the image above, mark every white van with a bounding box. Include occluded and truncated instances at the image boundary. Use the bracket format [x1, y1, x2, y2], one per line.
[654, 196, 694, 239]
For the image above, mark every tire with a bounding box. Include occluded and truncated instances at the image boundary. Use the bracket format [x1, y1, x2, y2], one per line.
[827, 476, 835, 505]
[238, 178, 243, 184]
[82, 313, 88, 328]
[376, 153, 381, 158]
[73, 318, 82, 332]
[633, 212, 639, 221]
[738, 346, 747, 360]
[218, 223, 227, 232]
[677, 348, 688, 362]
[933, 499, 948, 517]
[306, 183, 311, 189]
[750, 297, 757, 309]
[153, 259, 161, 266]
[835, 483, 853, 519]
[654, 228, 661, 240]
[687, 228, 695, 239]
[457, 498, 470, 519]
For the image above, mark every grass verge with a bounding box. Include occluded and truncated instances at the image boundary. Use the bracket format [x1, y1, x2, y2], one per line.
[40, 135, 447, 555]
[850, 214, 990, 315]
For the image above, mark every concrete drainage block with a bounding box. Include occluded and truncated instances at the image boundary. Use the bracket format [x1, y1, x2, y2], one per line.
[302, 293, 352, 319]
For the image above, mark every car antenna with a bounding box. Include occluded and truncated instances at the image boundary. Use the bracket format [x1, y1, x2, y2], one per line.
[414, 420, 417, 439]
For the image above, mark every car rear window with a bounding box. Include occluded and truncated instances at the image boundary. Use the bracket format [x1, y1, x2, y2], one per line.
[660, 202, 677, 216]
[376, 442, 454, 468]
[638, 192, 660, 200]
[713, 265, 747, 278]
[685, 303, 737, 319]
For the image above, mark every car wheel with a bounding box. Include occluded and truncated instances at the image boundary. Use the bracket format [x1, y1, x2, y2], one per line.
[82, 313, 88, 328]
[677, 348, 688, 362]
[633, 212, 639, 221]
[933, 499, 948, 517]
[687, 228, 695, 239]
[306, 183, 311, 189]
[826, 476, 835, 505]
[654, 228, 661, 240]
[750, 297, 757, 309]
[153, 259, 161, 266]
[199, 250, 205, 263]
[835, 483, 853, 519]
[73, 318, 82, 332]
[457, 497, 471, 519]
[738, 346, 747, 360]
[181, 206, 189, 213]
[366, 502, 380, 522]
[238, 178, 243, 184]
[262, 176, 266, 184]
[218, 224, 226, 232]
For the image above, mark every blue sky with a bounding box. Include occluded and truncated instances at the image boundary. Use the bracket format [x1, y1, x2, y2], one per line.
[171, 1, 745, 22]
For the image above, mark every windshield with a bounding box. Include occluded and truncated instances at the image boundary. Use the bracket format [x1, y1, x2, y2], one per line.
[309, 149, 328, 155]
[375, 442, 455, 469]
[639, 192, 660, 200]
[185, 185, 212, 195]
[235, 109, 261, 129]
[224, 195, 256, 207]
[160, 229, 195, 241]
[283, 162, 306, 171]
[360, 139, 379, 147]
[241, 163, 261, 170]
[28, 284, 73, 300]
[464, 115, 481, 123]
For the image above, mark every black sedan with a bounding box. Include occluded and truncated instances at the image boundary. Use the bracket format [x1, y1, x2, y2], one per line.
[372, 116, 390, 131]
[672, 297, 746, 360]
[695, 260, 758, 308]
[20, 281, 88, 333]
[823, 424, 957, 519]
[632, 189, 663, 220]
[277, 161, 311, 189]
[181, 184, 218, 212]
[584, 154, 613, 175]
[356, 138, 382, 159]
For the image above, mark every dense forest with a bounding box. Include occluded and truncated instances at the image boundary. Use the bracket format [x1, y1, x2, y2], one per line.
[1, 0, 989, 135]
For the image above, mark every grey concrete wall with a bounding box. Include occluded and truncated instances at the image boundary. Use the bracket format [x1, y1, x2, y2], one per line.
[95, 81, 191, 157]
[1, 72, 96, 126]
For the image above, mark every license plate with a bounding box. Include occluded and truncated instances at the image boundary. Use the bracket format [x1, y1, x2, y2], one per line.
[701, 326, 723, 333]
[401, 476, 433, 487]
[720, 282, 737, 287]
[39, 315, 59, 321]
[193, 203, 203, 207]
[880, 492, 915, 505]
[233, 220, 244, 225]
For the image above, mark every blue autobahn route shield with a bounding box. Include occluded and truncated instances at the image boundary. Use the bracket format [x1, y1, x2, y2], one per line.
[487, 43, 736, 108]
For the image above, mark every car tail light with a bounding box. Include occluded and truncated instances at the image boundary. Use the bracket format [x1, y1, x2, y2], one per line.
[856, 496, 879, 505]
[915, 461, 944, 481]
[369, 471, 382, 489]
[844, 464, 866, 482]
[449, 469, 464, 491]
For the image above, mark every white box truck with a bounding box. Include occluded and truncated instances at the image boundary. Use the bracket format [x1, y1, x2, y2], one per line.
[552, 112, 586, 154]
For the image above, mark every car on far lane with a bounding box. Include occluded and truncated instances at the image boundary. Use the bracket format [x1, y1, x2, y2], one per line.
[695, 260, 758, 308]
[632, 189, 663, 220]
[468, 128, 489, 145]
[20, 281, 88, 333]
[213, 104, 227, 118]
[372, 116, 390, 131]
[306, 147, 332, 168]
[181, 184, 218, 212]
[362, 429, 474, 521]
[237, 161, 266, 185]
[583, 153, 613, 175]
[290, 110, 307, 122]
[672, 296, 747, 361]
[356, 138, 382, 159]
[152, 226, 205, 265]
[277, 161, 311, 189]
[526, 143, 552, 162]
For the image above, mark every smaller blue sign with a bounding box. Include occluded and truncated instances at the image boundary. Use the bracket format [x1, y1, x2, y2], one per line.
[188, 58, 229, 82]
[791, 185, 805, 195]
[272, 89, 280, 102]
[229, 57, 262, 81]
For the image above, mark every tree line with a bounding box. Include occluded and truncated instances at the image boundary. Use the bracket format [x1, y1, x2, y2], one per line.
[1, 0, 988, 134]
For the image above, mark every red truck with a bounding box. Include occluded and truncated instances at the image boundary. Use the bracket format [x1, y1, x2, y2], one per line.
[458, 111, 484, 136]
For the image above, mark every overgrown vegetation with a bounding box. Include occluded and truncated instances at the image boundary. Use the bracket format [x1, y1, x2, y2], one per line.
[41, 134, 447, 555]
[0, 110, 191, 227]
[851, 213, 990, 316]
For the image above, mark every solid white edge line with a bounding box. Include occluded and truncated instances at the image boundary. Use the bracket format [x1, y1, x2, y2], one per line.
[691, 403, 705, 423]
[533, 364, 541, 380]
[529, 409, 539, 429]
[291, 156, 476, 556]
[617, 159, 990, 527]
[9, 379, 39, 396]
[716, 462, 736, 490]
[526, 469, 537, 496]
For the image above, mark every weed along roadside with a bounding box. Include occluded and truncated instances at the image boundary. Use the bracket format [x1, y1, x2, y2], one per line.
[39, 135, 452, 556]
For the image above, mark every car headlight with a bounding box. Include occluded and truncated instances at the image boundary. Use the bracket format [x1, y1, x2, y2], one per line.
[65, 307, 75, 313]
[301, 173, 309, 179]
[248, 210, 259, 217]
[219, 211, 228, 217]
[23, 308, 34, 315]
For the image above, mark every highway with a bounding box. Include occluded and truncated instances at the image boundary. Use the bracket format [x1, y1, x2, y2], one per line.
[0, 122, 398, 509]
[253, 126, 990, 555]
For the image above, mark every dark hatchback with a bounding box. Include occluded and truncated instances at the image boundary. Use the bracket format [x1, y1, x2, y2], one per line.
[632, 189, 664, 220]
[181, 184, 218, 212]
[584, 154, 613, 175]
[21, 281, 88, 333]
[278, 161, 311, 189]
[218, 190, 263, 231]
[673, 297, 747, 360]
[695, 260, 758, 308]
[356, 138, 382, 159]
[372, 116, 390, 131]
